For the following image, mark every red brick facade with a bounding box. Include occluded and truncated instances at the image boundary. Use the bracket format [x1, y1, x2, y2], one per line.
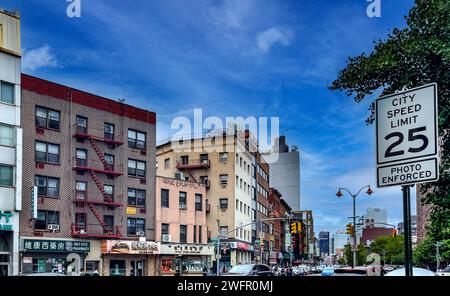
[19, 75, 157, 274]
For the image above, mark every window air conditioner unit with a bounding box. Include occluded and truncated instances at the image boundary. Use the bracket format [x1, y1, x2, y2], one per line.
[136, 231, 145, 236]
[179, 204, 187, 210]
[47, 224, 60, 231]
[80, 229, 86, 234]
[162, 234, 171, 242]
[175, 172, 185, 180]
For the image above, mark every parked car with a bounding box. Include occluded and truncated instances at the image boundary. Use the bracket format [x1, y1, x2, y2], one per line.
[437, 265, 450, 276]
[321, 267, 334, 276]
[20, 272, 68, 276]
[223, 264, 275, 276]
[384, 267, 437, 276]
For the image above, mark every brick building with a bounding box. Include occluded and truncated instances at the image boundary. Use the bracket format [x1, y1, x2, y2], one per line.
[19, 74, 157, 276]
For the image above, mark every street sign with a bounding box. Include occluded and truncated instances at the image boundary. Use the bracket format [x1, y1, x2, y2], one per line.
[376, 83, 439, 187]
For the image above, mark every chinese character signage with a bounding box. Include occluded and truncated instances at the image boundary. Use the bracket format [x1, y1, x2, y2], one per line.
[101, 240, 161, 254]
[23, 239, 90, 253]
[160, 244, 215, 255]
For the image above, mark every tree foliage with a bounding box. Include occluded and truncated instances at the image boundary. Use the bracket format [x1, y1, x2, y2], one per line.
[343, 243, 367, 266]
[369, 235, 404, 265]
[330, 0, 450, 264]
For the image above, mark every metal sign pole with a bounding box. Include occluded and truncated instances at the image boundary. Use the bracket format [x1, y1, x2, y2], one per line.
[402, 185, 413, 276]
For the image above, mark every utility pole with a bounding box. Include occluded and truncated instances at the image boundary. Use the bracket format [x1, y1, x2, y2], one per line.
[402, 185, 414, 276]
[435, 241, 443, 272]
[216, 218, 220, 276]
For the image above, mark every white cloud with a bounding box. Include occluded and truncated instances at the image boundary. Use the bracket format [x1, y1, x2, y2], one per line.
[22, 45, 58, 72]
[256, 27, 292, 53]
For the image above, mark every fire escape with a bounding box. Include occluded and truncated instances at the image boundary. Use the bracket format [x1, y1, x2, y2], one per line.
[72, 125, 124, 239]
[176, 157, 211, 183]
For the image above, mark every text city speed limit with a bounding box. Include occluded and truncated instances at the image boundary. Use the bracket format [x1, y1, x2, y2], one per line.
[376, 83, 439, 187]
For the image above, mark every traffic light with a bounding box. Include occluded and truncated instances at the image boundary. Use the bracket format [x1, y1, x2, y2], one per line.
[297, 222, 302, 234]
[291, 222, 298, 234]
[346, 223, 355, 235]
[392, 228, 397, 237]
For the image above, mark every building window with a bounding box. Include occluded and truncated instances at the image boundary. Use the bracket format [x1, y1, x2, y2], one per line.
[200, 176, 209, 186]
[104, 123, 114, 140]
[103, 215, 114, 234]
[35, 176, 60, 198]
[128, 188, 146, 207]
[199, 226, 202, 244]
[0, 81, 14, 104]
[219, 174, 228, 186]
[35, 141, 60, 164]
[0, 124, 14, 147]
[236, 199, 239, 210]
[76, 181, 87, 201]
[193, 225, 197, 244]
[128, 159, 146, 177]
[179, 191, 187, 209]
[0, 165, 13, 186]
[200, 154, 208, 164]
[180, 225, 187, 243]
[219, 152, 228, 163]
[128, 129, 146, 150]
[104, 154, 114, 171]
[76, 116, 88, 134]
[127, 218, 145, 236]
[75, 213, 86, 232]
[162, 223, 170, 237]
[219, 226, 228, 238]
[110, 260, 126, 276]
[235, 176, 239, 187]
[164, 158, 170, 169]
[35, 210, 59, 230]
[75, 149, 87, 167]
[219, 198, 228, 209]
[180, 155, 189, 165]
[195, 194, 202, 211]
[103, 185, 114, 202]
[161, 189, 169, 208]
[35, 107, 60, 130]
[240, 201, 243, 212]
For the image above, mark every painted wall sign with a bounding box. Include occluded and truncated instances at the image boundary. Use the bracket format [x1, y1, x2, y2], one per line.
[161, 177, 205, 189]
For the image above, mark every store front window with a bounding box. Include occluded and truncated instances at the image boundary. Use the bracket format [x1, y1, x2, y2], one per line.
[110, 260, 126, 276]
[130, 260, 145, 276]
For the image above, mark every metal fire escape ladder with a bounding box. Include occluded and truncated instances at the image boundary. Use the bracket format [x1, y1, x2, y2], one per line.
[87, 170, 112, 202]
[87, 202, 106, 228]
[88, 136, 109, 168]
[183, 168, 197, 183]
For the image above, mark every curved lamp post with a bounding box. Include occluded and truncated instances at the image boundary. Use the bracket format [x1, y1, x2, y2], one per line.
[336, 185, 374, 268]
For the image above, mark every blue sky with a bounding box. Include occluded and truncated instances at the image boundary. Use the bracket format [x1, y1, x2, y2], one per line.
[1, 0, 417, 234]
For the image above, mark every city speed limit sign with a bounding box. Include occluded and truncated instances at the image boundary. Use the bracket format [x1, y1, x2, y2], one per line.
[376, 83, 439, 187]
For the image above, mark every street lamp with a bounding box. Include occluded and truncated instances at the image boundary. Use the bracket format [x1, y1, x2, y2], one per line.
[335, 185, 374, 268]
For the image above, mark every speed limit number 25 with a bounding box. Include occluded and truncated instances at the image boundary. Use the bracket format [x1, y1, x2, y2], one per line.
[376, 83, 438, 165]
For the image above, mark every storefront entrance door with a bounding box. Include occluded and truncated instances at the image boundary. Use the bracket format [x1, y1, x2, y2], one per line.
[130, 260, 144, 276]
[0, 253, 10, 276]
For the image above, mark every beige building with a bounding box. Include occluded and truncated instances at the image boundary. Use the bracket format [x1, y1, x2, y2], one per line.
[156, 130, 254, 269]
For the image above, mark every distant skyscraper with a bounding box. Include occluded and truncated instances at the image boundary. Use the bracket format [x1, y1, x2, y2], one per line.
[332, 231, 350, 254]
[364, 208, 388, 227]
[318, 231, 330, 257]
[263, 136, 300, 210]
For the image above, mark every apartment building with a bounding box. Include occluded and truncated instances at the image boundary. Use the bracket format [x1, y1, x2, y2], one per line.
[155, 176, 214, 276]
[252, 147, 271, 265]
[156, 129, 254, 269]
[0, 9, 22, 276]
[19, 74, 157, 276]
[268, 188, 283, 265]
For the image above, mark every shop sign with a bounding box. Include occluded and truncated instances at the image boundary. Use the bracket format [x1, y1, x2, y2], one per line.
[236, 242, 249, 251]
[126, 207, 137, 215]
[160, 244, 215, 256]
[0, 210, 13, 231]
[23, 239, 90, 253]
[23, 257, 33, 264]
[101, 240, 160, 254]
